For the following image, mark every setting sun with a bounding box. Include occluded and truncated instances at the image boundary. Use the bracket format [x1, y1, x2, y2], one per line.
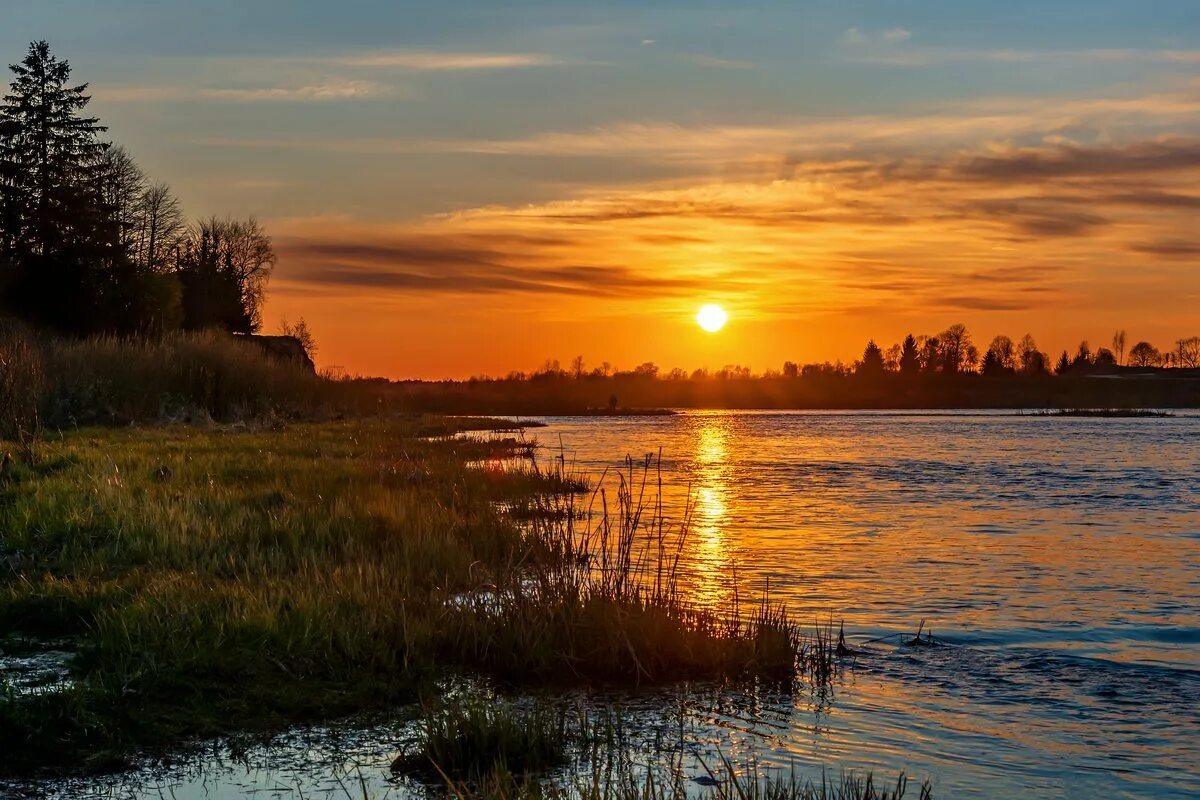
[696, 304, 729, 333]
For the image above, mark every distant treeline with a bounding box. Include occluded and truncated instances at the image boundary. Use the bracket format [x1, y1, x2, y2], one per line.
[0, 41, 276, 337]
[392, 325, 1200, 413]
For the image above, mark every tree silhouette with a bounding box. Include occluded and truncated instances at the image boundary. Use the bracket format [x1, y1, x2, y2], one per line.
[279, 316, 318, 361]
[898, 334, 920, 375]
[984, 335, 1015, 375]
[0, 41, 113, 332]
[1, 42, 278, 338]
[1111, 329, 1127, 366]
[1055, 351, 1071, 375]
[178, 216, 275, 333]
[920, 335, 941, 373]
[1070, 341, 1093, 371]
[1176, 337, 1200, 368]
[937, 324, 977, 374]
[1128, 341, 1161, 367]
[1016, 334, 1042, 374]
[857, 339, 885, 376]
[1093, 347, 1117, 371]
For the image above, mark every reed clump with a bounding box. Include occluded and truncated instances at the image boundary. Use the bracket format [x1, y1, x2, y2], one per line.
[444, 455, 803, 684]
[395, 698, 580, 783]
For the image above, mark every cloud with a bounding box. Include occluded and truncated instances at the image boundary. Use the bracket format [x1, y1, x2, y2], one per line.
[200, 80, 390, 102]
[846, 46, 1200, 67]
[266, 132, 1199, 324]
[950, 138, 1200, 182]
[97, 80, 393, 104]
[276, 235, 743, 298]
[683, 55, 755, 69]
[324, 52, 560, 70]
[1129, 241, 1200, 257]
[841, 27, 912, 46]
[961, 199, 1110, 238]
[840, 28, 868, 46]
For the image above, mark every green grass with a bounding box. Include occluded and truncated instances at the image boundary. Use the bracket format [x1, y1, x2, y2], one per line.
[395, 698, 580, 783]
[0, 417, 817, 776]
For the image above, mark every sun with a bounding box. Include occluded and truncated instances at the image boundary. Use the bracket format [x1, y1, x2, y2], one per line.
[696, 304, 728, 333]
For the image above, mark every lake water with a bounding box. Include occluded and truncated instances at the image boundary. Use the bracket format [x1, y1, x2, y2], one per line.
[529, 410, 1200, 799]
[33, 411, 1200, 800]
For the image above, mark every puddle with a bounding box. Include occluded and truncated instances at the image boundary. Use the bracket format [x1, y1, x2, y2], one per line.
[0, 636, 76, 696]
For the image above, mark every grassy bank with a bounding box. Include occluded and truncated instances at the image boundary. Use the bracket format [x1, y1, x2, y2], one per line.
[0, 416, 816, 776]
[0, 322, 398, 438]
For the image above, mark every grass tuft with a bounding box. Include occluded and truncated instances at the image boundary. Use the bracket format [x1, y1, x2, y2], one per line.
[395, 699, 577, 783]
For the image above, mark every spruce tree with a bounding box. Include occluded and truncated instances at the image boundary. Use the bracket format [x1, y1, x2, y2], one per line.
[0, 41, 111, 331]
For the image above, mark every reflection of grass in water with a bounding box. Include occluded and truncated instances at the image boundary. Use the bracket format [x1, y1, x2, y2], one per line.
[398, 698, 930, 800]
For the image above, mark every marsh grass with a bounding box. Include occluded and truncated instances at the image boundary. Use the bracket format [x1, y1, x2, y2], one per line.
[0, 417, 549, 771]
[0, 415, 829, 775]
[395, 698, 581, 783]
[444, 454, 804, 684]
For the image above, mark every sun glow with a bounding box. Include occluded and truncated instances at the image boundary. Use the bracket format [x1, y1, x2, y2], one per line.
[696, 304, 728, 333]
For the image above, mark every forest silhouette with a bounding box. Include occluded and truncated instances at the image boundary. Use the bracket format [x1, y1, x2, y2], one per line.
[394, 325, 1200, 414]
[0, 41, 274, 337]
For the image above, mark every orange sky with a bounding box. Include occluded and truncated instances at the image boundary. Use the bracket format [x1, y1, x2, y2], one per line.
[16, 3, 1197, 379]
[266, 124, 1200, 378]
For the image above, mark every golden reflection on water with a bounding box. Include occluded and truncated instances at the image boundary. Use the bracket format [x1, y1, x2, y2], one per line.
[688, 415, 736, 608]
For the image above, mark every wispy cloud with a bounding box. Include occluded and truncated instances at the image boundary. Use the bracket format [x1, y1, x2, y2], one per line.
[200, 80, 391, 102]
[841, 27, 912, 46]
[846, 46, 1200, 67]
[682, 54, 755, 69]
[98, 79, 394, 104]
[190, 75, 1200, 161]
[269, 135, 1200, 327]
[322, 51, 560, 70]
[276, 234, 746, 298]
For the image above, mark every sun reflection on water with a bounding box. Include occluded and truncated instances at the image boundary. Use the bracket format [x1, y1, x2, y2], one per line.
[688, 415, 737, 608]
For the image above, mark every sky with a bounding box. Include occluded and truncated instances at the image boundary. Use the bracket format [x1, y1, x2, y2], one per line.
[3, 0, 1199, 378]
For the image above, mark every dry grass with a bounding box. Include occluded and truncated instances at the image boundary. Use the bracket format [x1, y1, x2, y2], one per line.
[0, 324, 407, 436]
[0, 319, 43, 456]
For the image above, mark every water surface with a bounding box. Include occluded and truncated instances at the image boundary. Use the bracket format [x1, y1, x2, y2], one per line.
[527, 410, 1200, 798]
